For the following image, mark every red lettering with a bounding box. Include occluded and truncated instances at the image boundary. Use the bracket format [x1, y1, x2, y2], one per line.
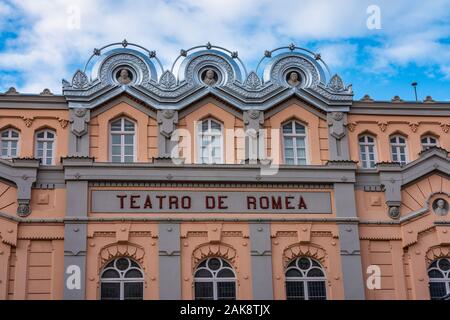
[218, 196, 228, 209]
[169, 196, 179, 209]
[285, 196, 295, 209]
[144, 195, 152, 209]
[156, 195, 166, 209]
[260, 196, 269, 209]
[181, 196, 191, 209]
[247, 196, 257, 210]
[298, 196, 307, 209]
[271, 196, 282, 209]
[116, 195, 127, 209]
[130, 195, 141, 209]
[205, 196, 215, 209]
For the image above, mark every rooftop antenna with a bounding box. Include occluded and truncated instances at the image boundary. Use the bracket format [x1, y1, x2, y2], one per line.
[411, 82, 418, 101]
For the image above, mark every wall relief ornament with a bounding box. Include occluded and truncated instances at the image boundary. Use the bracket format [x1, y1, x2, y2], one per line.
[283, 243, 326, 267]
[441, 123, 449, 133]
[409, 122, 419, 133]
[16, 201, 31, 217]
[22, 117, 34, 128]
[426, 246, 450, 264]
[327, 74, 345, 92]
[244, 71, 261, 89]
[159, 70, 177, 89]
[378, 122, 388, 132]
[192, 243, 237, 269]
[72, 70, 89, 89]
[433, 198, 449, 216]
[99, 242, 145, 267]
[346, 122, 357, 132]
[388, 206, 400, 219]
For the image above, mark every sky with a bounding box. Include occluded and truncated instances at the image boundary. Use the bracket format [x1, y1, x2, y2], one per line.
[0, 0, 450, 101]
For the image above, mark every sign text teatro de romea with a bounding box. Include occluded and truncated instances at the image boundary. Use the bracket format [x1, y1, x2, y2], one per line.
[91, 190, 332, 213]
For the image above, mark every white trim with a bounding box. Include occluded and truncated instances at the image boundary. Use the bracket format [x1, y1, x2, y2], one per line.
[281, 120, 309, 165]
[358, 135, 378, 169]
[193, 257, 236, 300]
[0, 128, 20, 159]
[390, 135, 409, 165]
[285, 257, 327, 300]
[421, 135, 439, 150]
[196, 118, 224, 164]
[109, 117, 136, 163]
[35, 129, 56, 165]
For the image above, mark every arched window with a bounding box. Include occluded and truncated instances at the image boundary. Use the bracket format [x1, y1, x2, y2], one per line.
[390, 135, 408, 165]
[110, 118, 135, 163]
[428, 257, 450, 300]
[285, 257, 327, 300]
[35, 130, 55, 165]
[100, 257, 144, 300]
[421, 135, 439, 150]
[1, 129, 19, 159]
[282, 120, 307, 165]
[358, 135, 377, 168]
[194, 257, 236, 300]
[197, 118, 223, 164]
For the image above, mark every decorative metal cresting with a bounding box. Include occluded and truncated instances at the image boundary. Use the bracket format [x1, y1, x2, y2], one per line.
[170, 42, 248, 80]
[83, 39, 164, 76]
[255, 43, 332, 81]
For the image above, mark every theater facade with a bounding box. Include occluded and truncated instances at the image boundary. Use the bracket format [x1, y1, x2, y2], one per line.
[0, 41, 449, 300]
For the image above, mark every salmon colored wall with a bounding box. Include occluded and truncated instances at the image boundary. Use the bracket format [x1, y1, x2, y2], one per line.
[0, 109, 69, 165]
[0, 181, 18, 217]
[264, 103, 329, 165]
[271, 223, 344, 299]
[180, 223, 253, 299]
[89, 102, 158, 162]
[85, 223, 159, 300]
[178, 102, 244, 164]
[347, 115, 449, 166]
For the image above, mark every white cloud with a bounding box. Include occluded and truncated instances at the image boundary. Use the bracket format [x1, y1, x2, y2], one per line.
[0, 0, 449, 93]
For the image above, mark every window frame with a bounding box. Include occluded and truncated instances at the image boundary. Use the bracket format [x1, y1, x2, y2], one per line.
[0, 128, 20, 159]
[428, 257, 450, 300]
[197, 118, 224, 164]
[193, 257, 237, 300]
[421, 135, 439, 150]
[281, 120, 309, 165]
[35, 129, 56, 166]
[100, 257, 144, 300]
[389, 135, 409, 165]
[285, 257, 327, 300]
[358, 134, 378, 169]
[109, 117, 137, 163]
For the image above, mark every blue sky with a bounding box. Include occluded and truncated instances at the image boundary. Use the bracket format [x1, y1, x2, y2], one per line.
[1, 0, 450, 101]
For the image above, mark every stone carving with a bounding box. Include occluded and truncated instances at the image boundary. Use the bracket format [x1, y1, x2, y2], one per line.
[244, 71, 261, 89]
[426, 246, 450, 264]
[202, 69, 217, 86]
[192, 243, 237, 269]
[409, 122, 419, 133]
[4, 87, 19, 95]
[269, 55, 320, 88]
[72, 70, 89, 89]
[424, 95, 435, 103]
[117, 69, 132, 85]
[17, 201, 31, 217]
[440, 123, 449, 133]
[287, 71, 301, 87]
[433, 198, 448, 216]
[22, 117, 34, 128]
[99, 53, 151, 85]
[99, 242, 145, 266]
[159, 70, 177, 89]
[157, 109, 178, 157]
[360, 94, 374, 102]
[346, 122, 357, 132]
[40, 88, 53, 96]
[391, 95, 403, 102]
[378, 122, 388, 132]
[283, 243, 326, 267]
[328, 112, 346, 139]
[328, 74, 344, 92]
[70, 108, 90, 137]
[388, 206, 400, 219]
[58, 118, 69, 129]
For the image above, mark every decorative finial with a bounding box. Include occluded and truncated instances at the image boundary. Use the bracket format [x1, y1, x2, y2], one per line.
[288, 43, 296, 51]
[206, 42, 212, 50]
[122, 39, 128, 47]
[93, 48, 101, 56]
[264, 50, 272, 58]
[4, 87, 19, 95]
[361, 94, 374, 102]
[314, 53, 321, 60]
[231, 51, 238, 59]
[40, 88, 53, 96]
[424, 95, 435, 103]
[391, 95, 403, 102]
[180, 49, 187, 57]
[149, 50, 156, 58]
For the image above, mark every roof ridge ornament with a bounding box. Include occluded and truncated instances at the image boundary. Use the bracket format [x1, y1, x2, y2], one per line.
[159, 70, 177, 89]
[72, 70, 89, 89]
[327, 74, 345, 92]
[244, 71, 262, 89]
